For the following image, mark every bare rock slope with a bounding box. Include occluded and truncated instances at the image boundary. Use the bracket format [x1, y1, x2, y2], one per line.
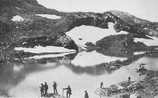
[0, 0, 158, 60]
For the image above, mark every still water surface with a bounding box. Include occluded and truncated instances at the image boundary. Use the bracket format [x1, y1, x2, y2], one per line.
[0, 48, 157, 98]
[1, 26, 158, 98]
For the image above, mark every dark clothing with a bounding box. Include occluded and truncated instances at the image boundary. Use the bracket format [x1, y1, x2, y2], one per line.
[128, 77, 131, 82]
[64, 86, 72, 98]
[44, 82, 48, 95]
[53, 82, 58, 94]
[40, 84, 44, 96]
[84, 91, 89, 98]
[100, 82, 103, 88]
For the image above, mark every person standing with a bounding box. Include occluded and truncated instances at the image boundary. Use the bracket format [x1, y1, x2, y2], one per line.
[100, 82, 103, 88]
[128, 77, 131, 82]
[63, 85, 72, 98]
[53, 81, 58, 94]
[40, 83, 44, 97]
[44, 82, 48, 96]
[84, 90, 89, 98]
[128, 76, 131, 84]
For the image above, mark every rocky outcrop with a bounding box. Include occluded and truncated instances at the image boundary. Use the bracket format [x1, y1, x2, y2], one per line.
[95, 34, 150, 57]
[95, 69, 158, 98]
[1, 0, 158, 46]
[0, 0, 158, 60]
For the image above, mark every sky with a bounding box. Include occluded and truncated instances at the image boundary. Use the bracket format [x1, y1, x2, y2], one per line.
[37, 0, 158, 21]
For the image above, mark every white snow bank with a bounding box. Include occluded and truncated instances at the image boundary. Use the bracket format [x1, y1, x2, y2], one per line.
[134, 51, 145, 55]
[134, 36, 158, 46]
[36, 14, 61, 19]
[14, 46, 76, 54]
[28, 52, 75, 59]
[66, 24, 128, 46]
[11, 15, 24, 22]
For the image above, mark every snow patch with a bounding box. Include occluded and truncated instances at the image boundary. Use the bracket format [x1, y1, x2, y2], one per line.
[28, 52, 75, 59]
[71, 51, 127, 67]
[134, 36, 158, 46]
[134, 51, 145, 55]
[14, 46, 76, 54]
[66, 24, 128, 46]
[130, 94, 137, 98]
[36, 14, 61, 19]
[11, 15, 24, 22]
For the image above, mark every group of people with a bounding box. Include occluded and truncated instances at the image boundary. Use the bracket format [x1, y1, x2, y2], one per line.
[63, 85, 72, 98]
[40, 81, 58, 97]
[39, 81, 116, 98]
[40, 81, 72, 98]
[38, 64, 147, 98]
[40, 82, 49, 96]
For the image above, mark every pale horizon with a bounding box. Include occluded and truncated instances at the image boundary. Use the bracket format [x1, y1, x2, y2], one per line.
[37, 0, 158, 21]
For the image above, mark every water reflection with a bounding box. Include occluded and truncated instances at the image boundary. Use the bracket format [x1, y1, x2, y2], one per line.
[0, 34, 158, 98]
[0, 48, 158, 97]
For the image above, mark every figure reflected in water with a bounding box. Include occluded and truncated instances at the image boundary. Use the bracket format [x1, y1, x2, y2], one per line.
[53, 81, 58, 94]
[84, 90, 89, 98]
[63, 85, 72, 98]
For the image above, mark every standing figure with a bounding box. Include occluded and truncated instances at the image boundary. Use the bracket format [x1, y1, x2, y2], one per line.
[84, 90, 89, 98]
[63, 85, 72, 98]
[53, 81, 58, 94]
[100, 82, 103, 88]
[40, 83, 44, 96]
[128, 76, 131, 83]
[44, 82, 48, 96]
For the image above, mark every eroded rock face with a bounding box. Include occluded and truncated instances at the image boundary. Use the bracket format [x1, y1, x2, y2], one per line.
[95, 34, 148, 57]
